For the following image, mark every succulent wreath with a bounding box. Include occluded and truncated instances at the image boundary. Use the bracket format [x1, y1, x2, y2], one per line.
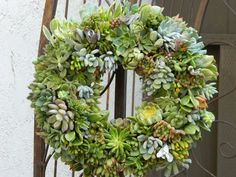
[28, 1, 218, 177]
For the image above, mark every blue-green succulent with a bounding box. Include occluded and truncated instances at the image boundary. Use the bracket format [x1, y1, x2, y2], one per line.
[143, 58, 174, 96]
[138, 135, 163, 160]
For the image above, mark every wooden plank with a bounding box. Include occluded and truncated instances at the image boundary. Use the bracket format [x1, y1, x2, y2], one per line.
[201, 33, 236, 44]
[115, 65, 127, 118]
[34, 1, 58, 177]
[201, 0, 228, 34]
[38, 0, 58, 56]
[228, 0, 236, 34]
[217, 45, 236, 177]
[194, 0, 208, 31]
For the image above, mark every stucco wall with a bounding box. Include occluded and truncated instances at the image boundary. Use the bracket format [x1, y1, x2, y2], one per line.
[0, 1, 44, 177]
[0, 1, 146, 177]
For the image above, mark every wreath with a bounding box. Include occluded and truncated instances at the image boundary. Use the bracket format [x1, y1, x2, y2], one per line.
[28, 1, 218, 177]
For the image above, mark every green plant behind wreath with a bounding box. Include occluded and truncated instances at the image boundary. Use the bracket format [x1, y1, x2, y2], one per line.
[28, 1, 218, 177]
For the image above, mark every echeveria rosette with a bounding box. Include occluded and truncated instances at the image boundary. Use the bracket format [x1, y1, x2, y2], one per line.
[135, 102, 162, 126]
[138, 135, 163, 160]
[28, 2, 218, 177]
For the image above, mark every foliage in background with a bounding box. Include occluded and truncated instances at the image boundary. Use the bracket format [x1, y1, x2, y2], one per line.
[28, 1, 218, 177]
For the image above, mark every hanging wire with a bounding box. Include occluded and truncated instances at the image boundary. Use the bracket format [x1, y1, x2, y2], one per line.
[106, 73, 111, 110]
[100, 71, 116, 96]
[45, 151, 55, 168]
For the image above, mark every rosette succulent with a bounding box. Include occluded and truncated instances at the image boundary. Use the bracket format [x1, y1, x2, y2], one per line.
[157, 18, 184, 51]
[135, 102, 162, 125]
[104, 126, 131, 159]
[138, 135, 163, 160]
[200, 110, 215, 129]
[77, 85, 94, 99]
[193, 55, 218, 81]
[80, 49, 103, 72]
[164, 108, 188, 129]
[46, 99, 75, 132]
[153, 120, 176, 142]
[143, 58, 174, 96]
[122, 48, 144, 70]
[182, 27, 206, 55]
[100, 51, 117, 72]
[140, 5, 164, 27]
[34, 89, 53, 112]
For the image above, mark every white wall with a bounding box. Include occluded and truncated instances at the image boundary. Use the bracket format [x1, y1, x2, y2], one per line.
[0, 1, 44, 177]
[0, 1, 146, 177]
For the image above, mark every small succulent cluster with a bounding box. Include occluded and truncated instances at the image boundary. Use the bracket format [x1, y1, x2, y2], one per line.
[47, 99, 74, 132]
[135, 55, 155, 77]
[109, 18, 123, 28]
[100, 51, 117, 72]
[170, 140, 189, 160]
[157, 18, 184, 51]
[153, 120, 176, 141]
[72, 47, 117, 74]
[138, 135, 163, 160]
[74, 48, 103, 73]
[77, 85, 94, 99]
[28, 1, 218, 177]
[122, 48, 144, 70]
[143, 58, 175, 96]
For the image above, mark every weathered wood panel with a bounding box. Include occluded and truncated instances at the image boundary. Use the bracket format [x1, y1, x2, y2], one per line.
[228, 0, 236, 34]
[217, 45, 236, 177]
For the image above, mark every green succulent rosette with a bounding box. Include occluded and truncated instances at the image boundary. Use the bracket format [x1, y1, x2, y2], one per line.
[135, 102, 162, 125]
[28, 1, 218, 177]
